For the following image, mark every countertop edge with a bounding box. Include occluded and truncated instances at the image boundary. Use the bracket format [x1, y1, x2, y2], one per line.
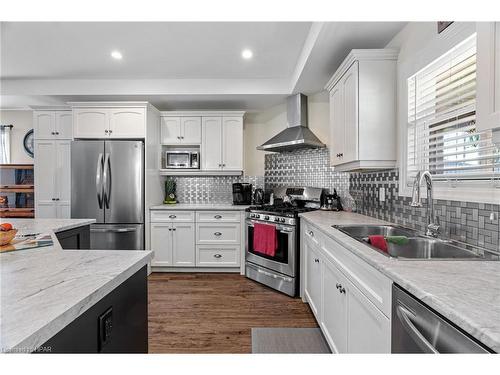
[299, 213, 500, 353]
[8, 251, 152, 352]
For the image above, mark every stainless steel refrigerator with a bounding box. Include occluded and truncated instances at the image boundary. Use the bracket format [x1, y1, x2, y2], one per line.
[71, 140, 144, 250]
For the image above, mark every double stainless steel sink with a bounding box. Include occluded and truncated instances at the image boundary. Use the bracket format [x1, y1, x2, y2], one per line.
[333, 225, 499, 260]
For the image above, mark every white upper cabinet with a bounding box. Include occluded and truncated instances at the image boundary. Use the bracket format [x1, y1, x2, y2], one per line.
[477, 22, 500, 132]
[160, 116, 202, 144]
[34, 110, 72, 140]
[201, 116, 243, 171]
[325, 49, 398, 171]
[73, 108, 109, 138]
[72, 104, 147, 138]
[222, 117, 243, 170]
[109, 108, 145, 138]
[181, 117, 202, 144]
[202, 117, 223, 170]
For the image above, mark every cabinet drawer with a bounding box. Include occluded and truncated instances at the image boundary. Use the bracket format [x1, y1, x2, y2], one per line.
[196, 245, 240, 267]
[196, 223, 241, 244]
[321, 235, 392, 317]
[150, 210, 195, 223]
[303, 221, 326, 249]
[196, 211, 241, 222]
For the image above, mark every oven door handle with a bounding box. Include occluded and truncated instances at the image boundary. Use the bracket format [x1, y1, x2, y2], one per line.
[256, 268, 293, 282]
[246, 223, 293, 233]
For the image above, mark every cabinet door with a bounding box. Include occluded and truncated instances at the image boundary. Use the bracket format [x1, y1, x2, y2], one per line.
[34, 140, 57, 218]
[329, 85, 344, 166]
[36, 202, 57, 218]
[477, 22, 500, 131]
[222, 116, 243, 170]
[109, 108, 145, 138]
[304, 240, 322, 319]
[56, 202, 71, 219]
[321, 257, 348, 353]
[55, 140, 71, 218]
[55, 111, 73, 140]
[150, 223, 173, 266]
[161, 117, 181, 144]
[34, 111, 56, 139]
[74, 109, 109, 138]
[172, 223, 195, 266]
[346, 278, 391, 353]
[202, 117, 222, 170]
[342, 61, 359, 164]
[181, 117, 202, 144]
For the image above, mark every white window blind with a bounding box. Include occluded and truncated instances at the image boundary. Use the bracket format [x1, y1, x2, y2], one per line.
[407, 33, 500, 184]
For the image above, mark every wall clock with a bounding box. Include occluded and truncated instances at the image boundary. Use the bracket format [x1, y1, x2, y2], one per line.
[23, 129, 34, 158]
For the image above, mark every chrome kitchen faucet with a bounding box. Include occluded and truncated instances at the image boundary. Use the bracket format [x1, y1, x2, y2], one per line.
[410, 171, 440, 237]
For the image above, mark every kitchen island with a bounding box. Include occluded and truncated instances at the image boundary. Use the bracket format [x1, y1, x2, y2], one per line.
[300, 211, 500, 353]
[0, 218, 152, 353]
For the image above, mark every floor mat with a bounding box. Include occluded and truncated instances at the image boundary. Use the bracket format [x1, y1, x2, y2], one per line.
[251, 327, 331, 353]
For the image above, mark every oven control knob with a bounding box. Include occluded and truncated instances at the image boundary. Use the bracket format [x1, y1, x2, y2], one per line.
[274, 217, 279, 222]
[280, 218, 286, 223]
[264, 215, 270, 220]
[256, 214, 260, 219]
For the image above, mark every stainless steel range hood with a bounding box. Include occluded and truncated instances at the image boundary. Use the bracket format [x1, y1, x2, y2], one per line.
[257, 93, 325, 152]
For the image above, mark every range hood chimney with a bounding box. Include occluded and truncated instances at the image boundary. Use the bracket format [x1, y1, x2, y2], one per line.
[256, 93, 325, 152]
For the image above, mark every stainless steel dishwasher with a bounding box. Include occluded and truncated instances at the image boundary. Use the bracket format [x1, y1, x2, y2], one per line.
[392, 284, 493, 353]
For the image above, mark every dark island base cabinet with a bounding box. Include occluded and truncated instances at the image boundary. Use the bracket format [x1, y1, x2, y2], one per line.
[55, 225, 91, 250]
[38, 266, 148, 353]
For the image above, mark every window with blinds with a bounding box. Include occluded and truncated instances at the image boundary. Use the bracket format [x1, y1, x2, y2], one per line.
[406, 33, 500, 184]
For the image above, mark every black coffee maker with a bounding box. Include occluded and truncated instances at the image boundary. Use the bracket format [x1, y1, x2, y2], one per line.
[232, 183, 253, 205]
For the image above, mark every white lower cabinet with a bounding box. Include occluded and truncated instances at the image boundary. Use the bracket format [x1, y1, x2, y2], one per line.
[304, 239, 322, 319]
[150, 222, 195, 267]
[150, 209, 243, 270]
[321, 257, 348, 353]
[302, 220, 392, 353]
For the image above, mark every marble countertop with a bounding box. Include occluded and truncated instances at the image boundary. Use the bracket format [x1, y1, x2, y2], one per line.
[0, 218, 152, 352]
[299, 211, 500, 352]
[150, 203, 250, 211]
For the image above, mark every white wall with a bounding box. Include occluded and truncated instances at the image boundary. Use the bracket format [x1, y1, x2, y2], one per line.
[0, 110, 34, 164]
[243, 91, 330, 176]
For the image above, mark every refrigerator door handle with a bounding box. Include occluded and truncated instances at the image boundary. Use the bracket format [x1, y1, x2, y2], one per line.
[90, 227, 137, 233]
[96, 153, 104, 209]
[103, 153, 111, 209]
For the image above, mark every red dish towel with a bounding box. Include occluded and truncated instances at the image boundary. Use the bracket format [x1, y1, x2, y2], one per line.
[368, 235, 388, 253]
[253, 223, 278, 257]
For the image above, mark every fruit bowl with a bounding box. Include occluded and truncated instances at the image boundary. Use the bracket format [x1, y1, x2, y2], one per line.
[0, 229, 18, 246]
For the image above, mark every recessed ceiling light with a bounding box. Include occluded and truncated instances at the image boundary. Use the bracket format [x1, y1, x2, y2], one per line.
[111, 50, 123, 60]
[241, 49, 253, 59]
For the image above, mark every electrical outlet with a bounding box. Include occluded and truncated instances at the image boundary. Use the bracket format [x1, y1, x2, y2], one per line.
[379, 187, 386, 202]
[98, 307, 113, 352]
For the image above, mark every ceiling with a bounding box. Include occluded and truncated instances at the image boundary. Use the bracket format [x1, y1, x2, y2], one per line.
[0, 22, 406, 110]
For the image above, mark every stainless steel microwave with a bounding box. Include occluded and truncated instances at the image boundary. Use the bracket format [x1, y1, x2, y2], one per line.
[164, 151, 200, 169]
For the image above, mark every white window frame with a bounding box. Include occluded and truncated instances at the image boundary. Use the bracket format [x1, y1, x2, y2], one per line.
[398, 22, 500, 204]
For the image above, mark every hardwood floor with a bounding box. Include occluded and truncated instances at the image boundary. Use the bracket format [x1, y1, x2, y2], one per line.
[148, 273, 318, 353]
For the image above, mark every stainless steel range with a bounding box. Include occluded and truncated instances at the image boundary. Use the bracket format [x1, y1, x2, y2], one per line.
[245, 186, 323, 297]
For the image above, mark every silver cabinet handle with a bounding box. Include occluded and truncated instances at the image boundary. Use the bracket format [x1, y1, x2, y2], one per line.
[396, 305, 438, 353]
[222, 164, 226, 167]
[218, 163, 222, 167]
[51, 131, 56, 135]
[308, 230, 314, 237]
[169, 214, 177, 219]
[336, 283, 341, 289]
[177, 136, 181, 139]
[96, 153, 104, 209]
[339, 286, 346, 294]
[213, 254, 222, 258]
[314, 258, 320, 263]
[214, 232, 222, 236]
[214, 215, 222, 219]
[105, 129, 109, 134]
[168, 228, 172, 231]
[172, 228, 176, 231]
[55, 131, 59, 135]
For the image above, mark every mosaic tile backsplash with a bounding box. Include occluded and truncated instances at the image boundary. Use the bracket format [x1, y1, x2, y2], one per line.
[350, 169, 500, 252]
[170, 175, 264, 204]
[264, 148, 350, 194]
